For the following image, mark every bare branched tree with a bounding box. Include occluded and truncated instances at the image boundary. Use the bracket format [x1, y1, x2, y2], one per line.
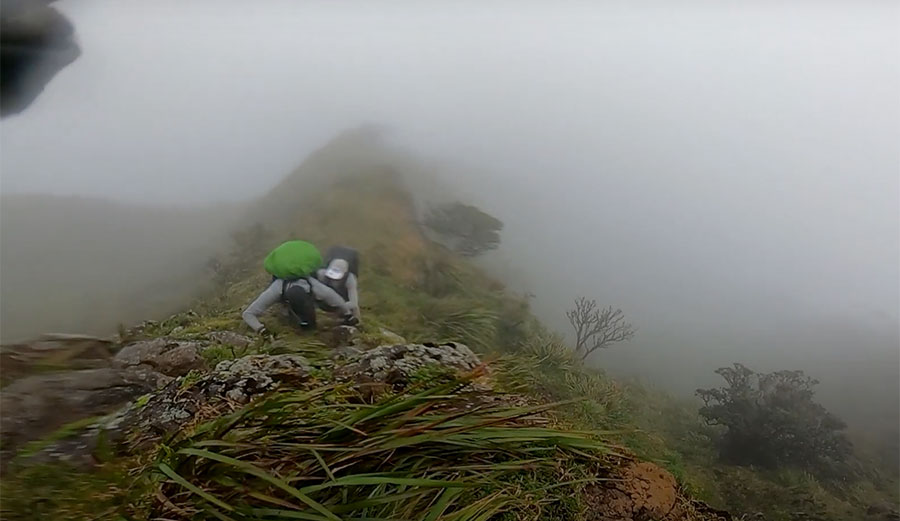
[566, 297, 636, 360]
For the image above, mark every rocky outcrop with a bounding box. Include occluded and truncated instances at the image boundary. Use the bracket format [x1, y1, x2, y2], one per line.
[9, 339, 485, 467]
[0, 365, 168, 466]
[3, 334, 486, 470]
[212, 354, 311, 401]
[113, 337, 206, 377]
[0, 330, 253, 467]
[19, 353, 313, 468]
[337, 342, 481, 385]
[122, 354, 311, 442]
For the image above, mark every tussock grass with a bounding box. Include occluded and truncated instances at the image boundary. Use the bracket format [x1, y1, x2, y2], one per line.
[153, 379, 611, 520]
[422, 301, 499, 351]
[520, 333, 577, 374]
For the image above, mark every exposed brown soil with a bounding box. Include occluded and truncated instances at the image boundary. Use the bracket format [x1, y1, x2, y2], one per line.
[584, 460, 732, 521]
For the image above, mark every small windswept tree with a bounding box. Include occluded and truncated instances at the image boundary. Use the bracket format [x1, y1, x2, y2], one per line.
[423, 202, 503, 256]
[566, 297, 635, 361]
[696, 363, 852, 474]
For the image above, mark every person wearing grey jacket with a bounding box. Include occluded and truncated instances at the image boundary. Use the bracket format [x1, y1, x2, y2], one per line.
[242, 277, 355, 334]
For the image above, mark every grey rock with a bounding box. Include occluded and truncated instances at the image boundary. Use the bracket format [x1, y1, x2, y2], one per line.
[113, 337, 206, 377]
[331, 345, 363, 360]
[126, 354, 311, 437]
[207, 331, 254, 348]
[215, 353, 311, 378]
[337, 342, 480, 385]
[24, 353, 314, 467]
[379, 328, 406, 344]
[0, 366, 168, 466]
[333, 325, 361, 346]
[155, 345, 205, 374]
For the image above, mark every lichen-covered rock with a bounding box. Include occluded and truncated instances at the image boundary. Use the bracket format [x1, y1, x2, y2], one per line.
[124, 354, 311, 440]
[113, 337, 206, 376]
[0, 366, 169, 466]
[22, 354, 313, 467]
[338, 342, 480, 385]
[331, 345, 363, 361]
[214, 353, 310, 381]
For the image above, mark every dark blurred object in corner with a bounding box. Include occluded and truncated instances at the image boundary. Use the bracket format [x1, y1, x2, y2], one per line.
[1, 0, 80, 117]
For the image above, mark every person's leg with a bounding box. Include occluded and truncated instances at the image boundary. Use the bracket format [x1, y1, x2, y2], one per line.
[284, 281, 316, 329]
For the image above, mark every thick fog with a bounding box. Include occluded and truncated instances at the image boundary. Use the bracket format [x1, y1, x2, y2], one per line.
[1, 1, 897, 432]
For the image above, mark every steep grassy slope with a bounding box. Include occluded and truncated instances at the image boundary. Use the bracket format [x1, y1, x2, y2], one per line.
[0, 172, 714, 521]
[1, 137, 895, 520]
[142, 168, 900, 521]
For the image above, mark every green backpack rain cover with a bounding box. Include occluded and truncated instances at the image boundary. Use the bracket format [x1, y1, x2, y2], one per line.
[263, 240, 323, 280]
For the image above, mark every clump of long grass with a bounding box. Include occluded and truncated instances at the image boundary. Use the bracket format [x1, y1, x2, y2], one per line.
[520, 332, 577, 374]
[417, 253, 465, 297]
[422, 301, 499, 351]
[153, 379, 611, 521]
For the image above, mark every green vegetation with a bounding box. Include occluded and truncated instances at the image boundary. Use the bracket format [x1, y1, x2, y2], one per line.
[153, 380, 610, 521]
[0, 460, 150, 520]
[15, 416, 107, 459]
[1, 173, 896, 521]
[696, 363, 852, 474]
[620, 381, 899, 520]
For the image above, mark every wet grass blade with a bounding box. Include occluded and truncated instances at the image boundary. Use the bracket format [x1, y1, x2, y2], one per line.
[179, 447, 341, 521]
[158, 462, 234, 513]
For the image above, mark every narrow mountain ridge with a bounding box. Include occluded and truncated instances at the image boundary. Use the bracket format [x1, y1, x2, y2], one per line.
[2, 134, 895, 521]
[0, 163, 732, 520]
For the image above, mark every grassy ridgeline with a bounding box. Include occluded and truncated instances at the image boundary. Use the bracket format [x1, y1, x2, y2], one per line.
[2, 173, 896, 521]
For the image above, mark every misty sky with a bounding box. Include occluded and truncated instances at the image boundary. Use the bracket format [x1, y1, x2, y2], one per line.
[1, 1, 897, 396]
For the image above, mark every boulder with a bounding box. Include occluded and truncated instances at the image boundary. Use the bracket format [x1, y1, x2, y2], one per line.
[206, 331, 254, 349]
[20, 354, 313, 468]
[332, 325, 360, 346]
[113, 337, 206, 376]
[0, 366, 168, 466]
[124, 354, 311, 441]
[337, 342, 480, 385]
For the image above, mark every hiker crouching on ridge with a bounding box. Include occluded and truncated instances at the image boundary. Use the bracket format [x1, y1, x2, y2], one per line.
[315, 246, 361, 323]
[242, 240, 357, 335]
